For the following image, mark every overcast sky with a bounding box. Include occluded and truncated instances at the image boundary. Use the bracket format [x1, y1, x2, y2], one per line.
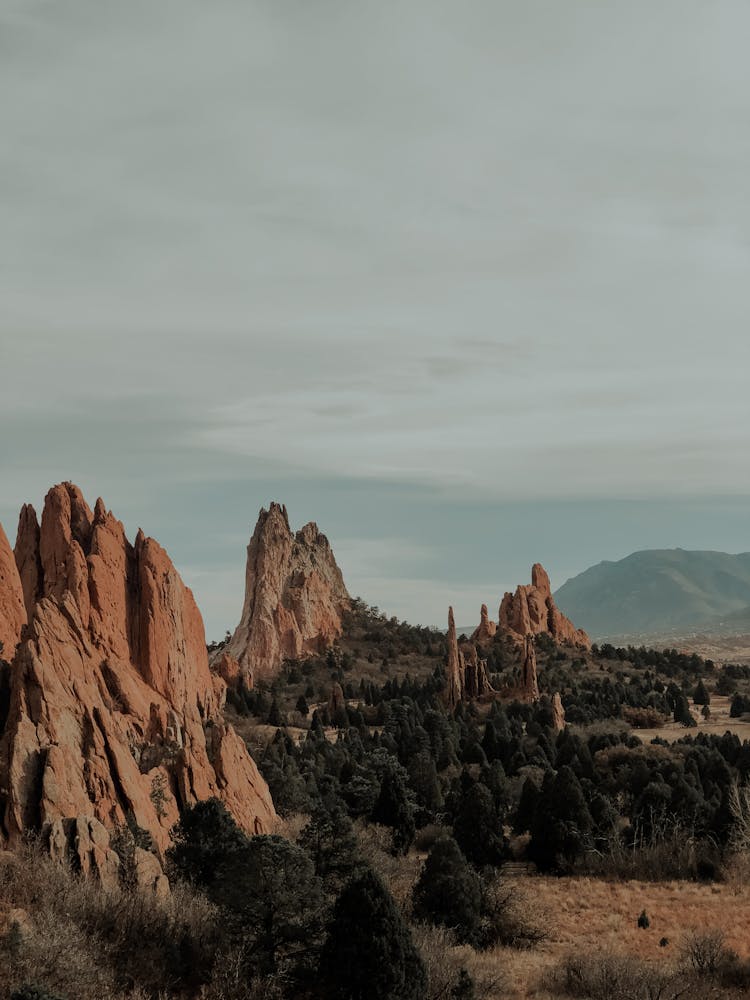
[2, 1, 750, 637]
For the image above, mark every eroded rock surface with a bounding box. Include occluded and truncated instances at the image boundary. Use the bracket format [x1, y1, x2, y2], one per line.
[217, 503, 350, 683]
[0, 525, 25, 660]
[0, 483, 276, 858]
[499, 564, 590, 648]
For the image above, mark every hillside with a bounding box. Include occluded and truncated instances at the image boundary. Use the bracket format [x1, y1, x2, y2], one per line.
[554, 548, 750, 638]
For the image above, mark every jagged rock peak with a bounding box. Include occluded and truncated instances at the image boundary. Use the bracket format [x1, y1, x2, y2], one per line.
[444, 607, 494, 708]
[444, 606, 464, 710]
[0, 523, 26, 658]
[499, 563, 590, 649]
[0, 483, 276, 856]
[471, 602, 497, 644]
[217, 502, 350, 682]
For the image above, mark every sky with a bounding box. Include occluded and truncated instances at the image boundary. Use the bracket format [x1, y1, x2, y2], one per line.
[2, 0, 750, 639]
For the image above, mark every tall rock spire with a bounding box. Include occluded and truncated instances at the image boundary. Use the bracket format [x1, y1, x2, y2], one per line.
[520, 634, 540, 702]
[218, 503, 350, 683]
[0, 523, 26, 658]
[444, 606, 465, 710]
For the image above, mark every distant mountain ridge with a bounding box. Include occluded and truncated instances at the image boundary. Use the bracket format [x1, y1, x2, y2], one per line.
[554, 548, 750, 639]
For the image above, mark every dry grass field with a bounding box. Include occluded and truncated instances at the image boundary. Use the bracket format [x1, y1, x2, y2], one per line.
[480, 873, 750, 998]
[633, 694, 750, 743]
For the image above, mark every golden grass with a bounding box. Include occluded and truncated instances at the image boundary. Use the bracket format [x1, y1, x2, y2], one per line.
[491, 872, 750, 999]
[632, 694, 750, 743]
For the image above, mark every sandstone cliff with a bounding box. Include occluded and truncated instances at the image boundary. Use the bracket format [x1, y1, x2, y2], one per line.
[0, 483, 276, 859]
[218, 503, 350, 683]
[499, 563, 590, 648]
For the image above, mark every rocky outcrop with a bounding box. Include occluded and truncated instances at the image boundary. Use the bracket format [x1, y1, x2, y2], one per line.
[551, 691, 566, 732]
[213, 651, 245, 690]
[520, 635, 539, 702]
[444, 607, 494, 708]
[499, 564, 590, 648]
[0, 483, 276, 858]
[444, 607, 464, 710]
[460, 642, 494, 700]
[471, 604, 497, 645]
[328, 682, 346, 719]
[0, 525, 25, 660]
[218, 503, 350, 683]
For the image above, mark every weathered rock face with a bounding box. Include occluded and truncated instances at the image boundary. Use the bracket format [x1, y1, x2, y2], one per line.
[444, 607, 494, 708]
[444, 607, 464, 710]
[218, 503, 350, 683]
[0, 525, 25, 660]
[520, 635, 540, 703]
[551, 691, 566, 732]
[460, 641, 494, 700]
[471, 604, 497, 645]
[499, 563, 590, 648]
[328, 682, 346, 719]
[0, 483, 276, 857]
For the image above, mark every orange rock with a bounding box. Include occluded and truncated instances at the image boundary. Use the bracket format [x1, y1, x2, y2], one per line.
[520, 634, 540, 702]
[218, 503, 350, 682]
[471, 603, 497, 644]
[213, 651, 249, 690]
[0, 523, 25, 660]
[444, 607, 464, 710]
[499, 563, 590, 648]
[0, 484, 276, 856]
[551, 691, 566, 732]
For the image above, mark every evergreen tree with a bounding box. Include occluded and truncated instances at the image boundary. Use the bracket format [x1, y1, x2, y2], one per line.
[296, 693, 310, 716]
[299, 802, 364, 893]
[212, 835, 326, 981]
[412, 837, 482, 944]
[320, 868, 427, 1000]
[167, 798, 248, 888]
[372, 763, 416, 854]
[693, 679, 710, 706]
[453, 778, 505, 867]
[528, 766, 593, 872]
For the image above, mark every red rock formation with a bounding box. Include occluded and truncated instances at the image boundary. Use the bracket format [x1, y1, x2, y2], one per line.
[0, 525, 25, 660]
[218, 503, 350, 683]
[328, 682, 346, 719]
[551, 691, 566, 732]
[499, 563, 590, 648]
[0, 483, 276, 859]
[471, 603, 497, 645]
[14, 505, 41, 622]
[444, 608, 495, 707]
[213, 651, 247, 690]
[460, 642, 494, 700]
[520, 635, 540, 702]
[444, 607, 464, 710]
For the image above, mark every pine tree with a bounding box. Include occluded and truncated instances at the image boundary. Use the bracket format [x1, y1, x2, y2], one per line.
[412, 838, 482, 944]
[453, 779, 505, 867]
[693, 679, 711, 706]
[167, 798, 248, 888]
[372, 763, 416, 854]
[528, 766, 593, 872]
[320, 868, 427, 1000]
